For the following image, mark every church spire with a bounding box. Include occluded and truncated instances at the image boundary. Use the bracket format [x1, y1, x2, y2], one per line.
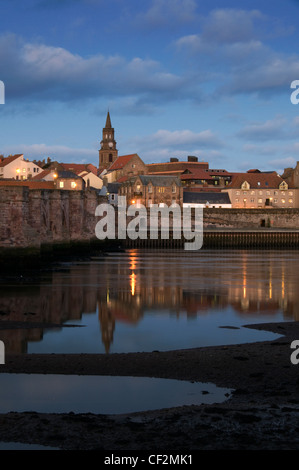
[105, 110, 112, 129]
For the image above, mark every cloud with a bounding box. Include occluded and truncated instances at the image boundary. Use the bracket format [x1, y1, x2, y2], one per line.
[126, 128, 225, 164]
[151, 129, 223, 148]
[268, 156, 296, 169]
[0, 33, 185, 105]
[200, 9, 264, 45]
[134, 0, 199, 29]
[237, 116, 289, 142]
[1, 143, 97, 164]
[175, 8, 299, 98]
[176, 8, 265, 52]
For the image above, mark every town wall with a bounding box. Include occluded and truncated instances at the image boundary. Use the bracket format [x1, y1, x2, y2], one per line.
[1, 187, 299, 260]
[203, 208, 299, 228]
[0, 186, 107, 257]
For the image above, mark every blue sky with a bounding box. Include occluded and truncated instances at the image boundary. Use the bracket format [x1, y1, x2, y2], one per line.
[1, 0, 299, 173]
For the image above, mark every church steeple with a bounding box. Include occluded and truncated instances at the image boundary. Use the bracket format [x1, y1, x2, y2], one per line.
[99, 111, 118, 169]
[105, 111, 112, 128]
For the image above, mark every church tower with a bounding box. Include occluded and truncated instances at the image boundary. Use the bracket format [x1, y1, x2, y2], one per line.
[99, 111, 118, 169]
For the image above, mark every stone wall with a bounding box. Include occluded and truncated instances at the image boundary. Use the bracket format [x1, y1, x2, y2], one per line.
[0, 186, 106, 252]
[1, 187, 299, 257]
[203, 208, 299, 229]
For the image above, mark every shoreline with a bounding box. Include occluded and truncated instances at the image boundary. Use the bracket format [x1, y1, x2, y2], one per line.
[0, 320, 299, 450]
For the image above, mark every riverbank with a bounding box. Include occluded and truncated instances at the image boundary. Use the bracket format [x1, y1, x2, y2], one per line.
[0, 320, 299, 450]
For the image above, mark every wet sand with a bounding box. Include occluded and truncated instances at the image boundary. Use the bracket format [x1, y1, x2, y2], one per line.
[0, 321, 299, 450]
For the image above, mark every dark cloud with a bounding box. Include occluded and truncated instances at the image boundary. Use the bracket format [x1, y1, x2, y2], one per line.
[0, 33, 190, 107]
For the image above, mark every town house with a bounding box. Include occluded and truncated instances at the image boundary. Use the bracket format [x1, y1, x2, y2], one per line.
[222, 170, 298, 208]
[119, 174, 183, 208]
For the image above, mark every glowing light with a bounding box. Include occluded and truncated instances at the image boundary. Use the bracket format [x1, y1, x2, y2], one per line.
[131, 199, 136, 204]
[131, 272, 136, 296]
[16, 169, 20, 173]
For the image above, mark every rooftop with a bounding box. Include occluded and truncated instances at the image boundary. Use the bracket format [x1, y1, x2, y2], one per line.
[183, 191, 231, 204]
[0, 154, 24, 168]
[108, 154, 138, 171]
[226, 172, 290, 189]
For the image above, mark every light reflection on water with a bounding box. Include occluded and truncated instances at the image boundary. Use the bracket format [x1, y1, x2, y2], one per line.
[0, 249, 297, 354]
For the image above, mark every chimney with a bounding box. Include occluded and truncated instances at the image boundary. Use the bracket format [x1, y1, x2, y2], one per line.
[170, 157, 179, 162]
[188, 156, 198, 162]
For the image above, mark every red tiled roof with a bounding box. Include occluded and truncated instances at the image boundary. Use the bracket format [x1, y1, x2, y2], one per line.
[25, 181, 55, 190]
[0, 180, 55, 189]
[117, 175, 129, 183]
[108, 154, 137, 171]
[31, 169, 53, 180]
[148, 170, 184, 175]
[146, 161, 209, 173]
[227, 172, 288, 189]
[0, 154, 23, 168]
[180, 168, 215, 180]
[61, 163, 98, 175]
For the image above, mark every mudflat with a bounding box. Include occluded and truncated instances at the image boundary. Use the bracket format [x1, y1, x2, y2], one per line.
[0, 321, 299, 450]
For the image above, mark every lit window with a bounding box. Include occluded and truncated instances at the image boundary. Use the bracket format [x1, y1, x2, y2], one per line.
[289, 198, 293, 204]
[60, 182, 64, 188]
[289, 192, 293, 196]
[282, 199, 285, 204]
[71, 182, 77, 188]
[148, 185, 152, 193]
[172, 185, 176, 193]
[258, 198, 263, 204]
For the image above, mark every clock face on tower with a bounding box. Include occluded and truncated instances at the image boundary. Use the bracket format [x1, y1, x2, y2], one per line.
[109, 142, 113, 148]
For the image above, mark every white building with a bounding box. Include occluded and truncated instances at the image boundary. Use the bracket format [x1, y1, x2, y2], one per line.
[0, 154, 42, 180]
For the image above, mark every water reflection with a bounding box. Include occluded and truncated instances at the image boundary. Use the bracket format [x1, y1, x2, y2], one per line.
[0, 249, 297, 354]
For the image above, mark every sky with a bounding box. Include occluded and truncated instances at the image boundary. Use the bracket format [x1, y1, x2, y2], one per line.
[1, 0, 299, 173]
